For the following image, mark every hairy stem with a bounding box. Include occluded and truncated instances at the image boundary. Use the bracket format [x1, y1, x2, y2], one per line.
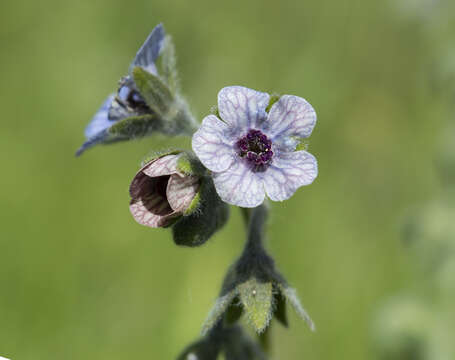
[240, 204, 273, 356]
[243, 204, 270, 258]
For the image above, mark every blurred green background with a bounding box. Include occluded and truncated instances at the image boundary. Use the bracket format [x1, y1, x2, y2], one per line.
[0, 0, 452, 359]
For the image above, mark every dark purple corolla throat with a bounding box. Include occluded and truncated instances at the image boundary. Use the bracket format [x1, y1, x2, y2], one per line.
[236, 129, 273, 167]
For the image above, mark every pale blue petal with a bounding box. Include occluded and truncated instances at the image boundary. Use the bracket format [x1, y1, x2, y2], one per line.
[261, 151, 317, 202]
[84, 95, 115, 139]
[192, 115, 237, 173]
[265, 95, 316, 140]
[75, 129, 110, 157]
[118, 85, 130, 102]
[213, 161, 265, 208]
[218, 86, 270, 130]
[130, 23, 165, 75]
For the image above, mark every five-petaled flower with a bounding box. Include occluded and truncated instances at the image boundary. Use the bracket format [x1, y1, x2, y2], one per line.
[129, 153, 200, 228]
[192, 86, 318, 208]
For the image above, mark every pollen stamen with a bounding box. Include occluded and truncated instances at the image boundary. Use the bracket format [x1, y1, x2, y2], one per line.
[236, 129, 274, 168]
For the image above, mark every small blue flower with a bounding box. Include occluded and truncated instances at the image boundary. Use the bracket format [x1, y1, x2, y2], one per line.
[77, 24, 165, 156]
[192, 86, 318, 208]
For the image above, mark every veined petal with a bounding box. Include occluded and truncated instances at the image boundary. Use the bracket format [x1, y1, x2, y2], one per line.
[213, 161, 265, 208]
[129, 196, 176, 228]
[130, 23, 165, 75]
[84, 95, 115, 139]
[192, 115, 236, 172]
[129, 172, 152, 199]
[218, 86, 270, 130]
[266, 95, 316, 140]
[142, 154, 181, 177]
[262, 151, 317, 202]
[167, 174, 199, 212]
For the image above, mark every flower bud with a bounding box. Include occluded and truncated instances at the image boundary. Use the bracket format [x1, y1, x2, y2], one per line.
[129, 151, 229, 246]
[129, 152, 200, 228]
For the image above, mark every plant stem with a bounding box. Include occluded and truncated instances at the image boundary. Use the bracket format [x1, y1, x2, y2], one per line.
[244, 204, 269, 253]
[240, 207, 251, 227]
[239, 204, 273, 357]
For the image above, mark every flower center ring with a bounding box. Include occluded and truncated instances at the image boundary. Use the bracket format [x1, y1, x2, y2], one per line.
[236, 129, 274, 169]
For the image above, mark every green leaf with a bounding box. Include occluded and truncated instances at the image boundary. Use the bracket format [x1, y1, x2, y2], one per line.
[132, 66, 174, 116]
[201, 291, 237, 336]
[274, 288, 288, 328]
[279, 284, 315, 331]
[238, 278, 273, 333]
[172, 177, 229, 247]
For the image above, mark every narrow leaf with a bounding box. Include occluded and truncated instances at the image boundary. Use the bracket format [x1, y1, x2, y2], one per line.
[279, 284, 315, 331]
[201, 291, 237, 336]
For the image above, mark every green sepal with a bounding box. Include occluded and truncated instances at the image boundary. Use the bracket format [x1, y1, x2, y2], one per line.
[133, 66, 197, 136]
[108, 114, 161, 138]
[75, 114, 159, 156]
[176, 152, 207, 177]
[159, 35, 180, 93]
[265, 93, 280, 113]
[172, 177, 229, 247]
[295, 139, 310, 151]
[238, 278, 273, 334]
[184, 191, 201, 216]
[132, 66, 174, 116]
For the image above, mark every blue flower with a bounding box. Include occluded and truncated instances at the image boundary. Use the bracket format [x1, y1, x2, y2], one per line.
[192, 86, 318, 208]
[76, 24, 165, 156]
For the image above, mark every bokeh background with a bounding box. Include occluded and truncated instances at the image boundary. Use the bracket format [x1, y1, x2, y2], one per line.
[1, 0, 454, 359]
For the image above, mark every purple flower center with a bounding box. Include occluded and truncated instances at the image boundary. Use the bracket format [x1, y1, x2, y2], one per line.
[236, 129, 274, 168]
